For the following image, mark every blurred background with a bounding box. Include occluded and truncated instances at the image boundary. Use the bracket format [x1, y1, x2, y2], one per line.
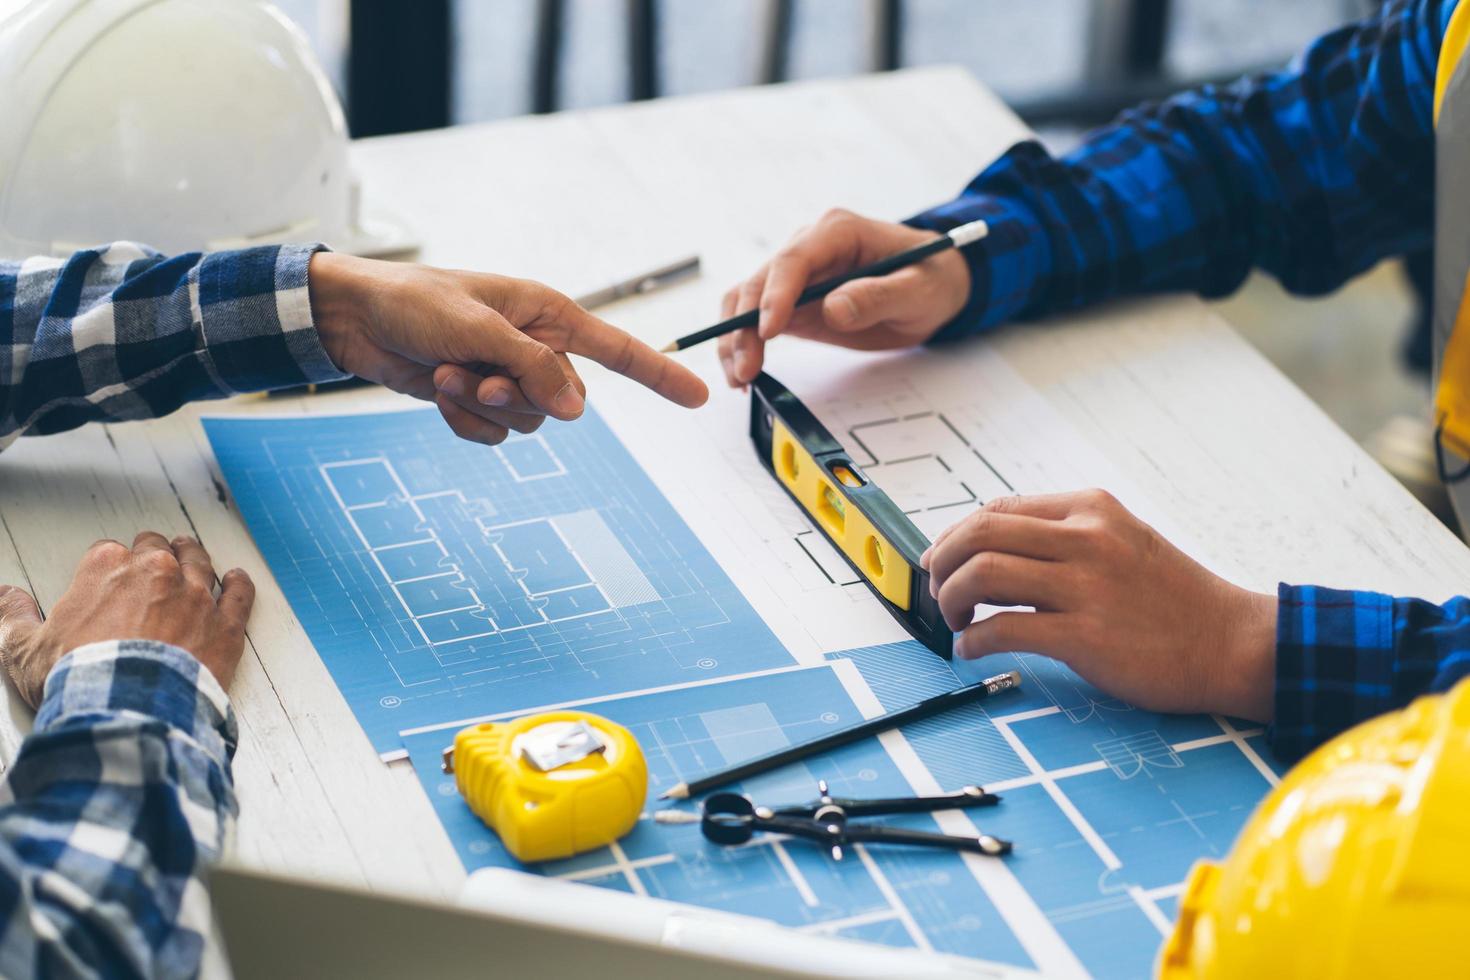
[273, 0, 1436, 518]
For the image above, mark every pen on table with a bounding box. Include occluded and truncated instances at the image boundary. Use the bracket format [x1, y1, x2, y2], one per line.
[269, 253, 702, 397]
[658, 669, 1021, 801]
[573, 253, 701, 309]
[658, 219, 988, 353]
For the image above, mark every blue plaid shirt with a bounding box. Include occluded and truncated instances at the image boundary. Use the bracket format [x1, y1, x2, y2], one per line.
[912, 0, 1468, 760]
[0, 242, 346, 976]
[0, 241, 345, 449]
[0, 642, 236, 979]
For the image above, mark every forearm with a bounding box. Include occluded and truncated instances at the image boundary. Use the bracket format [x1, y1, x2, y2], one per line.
[912, 0, 1443, 341]
[1270, 584, 1470, 760]
[0, 641, 237, 979]
[0, 242, 347, 447]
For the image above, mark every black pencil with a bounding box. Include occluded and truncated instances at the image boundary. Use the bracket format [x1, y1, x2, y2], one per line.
[658, 219, 989, 353]
[658, 668, 1021, 800]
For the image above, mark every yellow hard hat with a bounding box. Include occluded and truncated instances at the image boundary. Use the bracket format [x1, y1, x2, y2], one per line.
[1159, 679, 1470, 979]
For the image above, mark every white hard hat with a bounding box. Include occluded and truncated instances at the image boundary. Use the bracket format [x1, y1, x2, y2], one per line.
[0, 0, 412, 258]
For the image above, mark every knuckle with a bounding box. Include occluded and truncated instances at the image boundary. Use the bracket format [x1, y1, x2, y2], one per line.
[984, 495, 1019, 515]
[1069, 515, 1108, 549]
[87, 539, 126, 560]
[819, 206, 854, 226]
[965, 511, 995, 539]
[140, 550, 179, 575]
[1080, 488, 1119, 511]
[541, 287, 573, 323]
[610, 330, 637, 374]
[854, 278, 887, 308]
[771, 245, 807, 268]
[531, 344, 561, 374]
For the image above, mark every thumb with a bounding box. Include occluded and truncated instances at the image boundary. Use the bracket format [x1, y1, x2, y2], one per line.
[498, 329, 584, 421]
[0, 586, 42, 643]
[823, 264, 923, 333]
[0, 586, 44, 706]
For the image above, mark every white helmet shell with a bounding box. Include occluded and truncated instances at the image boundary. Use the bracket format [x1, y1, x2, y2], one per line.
[0, 0, 408, 257]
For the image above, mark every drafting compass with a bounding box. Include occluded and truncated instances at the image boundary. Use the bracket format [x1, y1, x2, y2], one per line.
[656, 781, 1011, 860]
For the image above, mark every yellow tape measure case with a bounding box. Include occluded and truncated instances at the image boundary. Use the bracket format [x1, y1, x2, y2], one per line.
[443, 711, 648, 864]
[750, 372, 952, 658]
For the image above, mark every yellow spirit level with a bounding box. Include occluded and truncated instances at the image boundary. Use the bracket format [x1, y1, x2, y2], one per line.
[750, 372, 953, 658]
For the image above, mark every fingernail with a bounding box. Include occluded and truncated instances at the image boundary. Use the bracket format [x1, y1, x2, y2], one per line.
[920, 545, 932, 567]
[831, 294, 858, 326]
[438, 374, 465, 397]
[734, 351, 749, 378]
[555, 383, 584, 415]
[481, 387, 510, 407]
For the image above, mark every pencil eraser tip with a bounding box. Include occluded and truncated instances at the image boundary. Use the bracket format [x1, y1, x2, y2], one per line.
[948, 220, 989, 247]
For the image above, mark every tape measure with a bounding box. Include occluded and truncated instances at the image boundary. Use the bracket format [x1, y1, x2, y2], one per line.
[750, 371, 952, 657]
[441, 710, 648, 864]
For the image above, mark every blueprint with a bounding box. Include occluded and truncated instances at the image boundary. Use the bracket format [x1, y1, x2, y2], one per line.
[403, 663, 1030, 967]
[405, 652, 1282, 980]
[204, 407, 793, 752]
[206, 343, 1283, 977]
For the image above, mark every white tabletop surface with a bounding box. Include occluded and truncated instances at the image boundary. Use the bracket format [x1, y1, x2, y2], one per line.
[0, 67, 1465, 907]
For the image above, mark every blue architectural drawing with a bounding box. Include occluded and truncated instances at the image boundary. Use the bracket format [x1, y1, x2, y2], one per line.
[209, 404, 1285, 978]
[204, 407, 793, 752]
[407, 648, 1282, 979]
[403, 665, 1032, 967]
[828, 642, 1281, 979]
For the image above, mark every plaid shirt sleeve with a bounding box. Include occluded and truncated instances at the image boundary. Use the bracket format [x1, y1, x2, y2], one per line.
[0, 241, 349, 449]
[1271, 584, 1470, 760]
[0, 640, 236, 979]
[909, 0, 1452, 340]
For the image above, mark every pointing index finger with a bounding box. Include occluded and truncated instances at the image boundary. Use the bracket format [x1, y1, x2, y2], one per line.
[558, 305, 709, 408]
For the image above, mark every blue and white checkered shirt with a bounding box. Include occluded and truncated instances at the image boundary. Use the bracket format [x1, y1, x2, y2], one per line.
[0, 241, 345, 449]
[0, 642, 236, 979]
[912, 0, 1470, 761]
[0, 242, 346, 976]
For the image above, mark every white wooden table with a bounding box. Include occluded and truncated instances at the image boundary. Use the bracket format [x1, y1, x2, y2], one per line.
[1, 67, 1466, 909]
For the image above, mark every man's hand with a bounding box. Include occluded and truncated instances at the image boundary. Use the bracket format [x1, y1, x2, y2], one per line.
[308, 253, 709, 446]
[0, 533, 254, 707]
[718, 209, 971, 387]
[922, 490, 1278, 722]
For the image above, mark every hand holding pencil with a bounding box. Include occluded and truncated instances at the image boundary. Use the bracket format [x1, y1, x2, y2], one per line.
[700, 209, 983, 387]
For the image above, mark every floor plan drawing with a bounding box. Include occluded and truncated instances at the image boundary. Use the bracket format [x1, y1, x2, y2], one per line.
[205, 347, 1281, 977]
[830, 642, 1281, 978]
[403, 664, 1034, 969]
[405, 652, 1284, 980]
[205, 407, 794, 753]
[786, 403, 1015, 589]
